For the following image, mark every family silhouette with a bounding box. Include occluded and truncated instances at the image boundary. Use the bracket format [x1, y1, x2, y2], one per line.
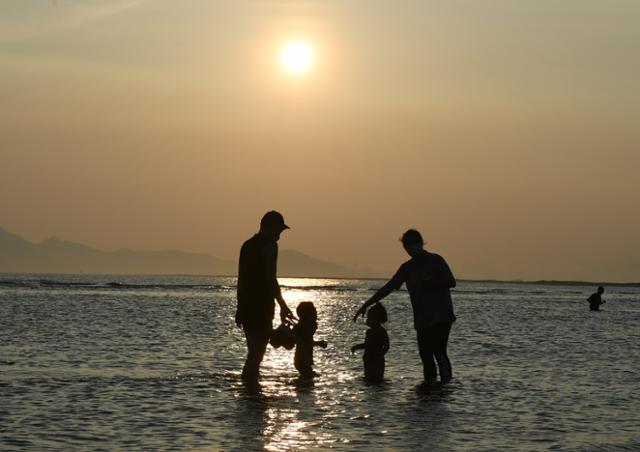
[235, 211, 457, 386]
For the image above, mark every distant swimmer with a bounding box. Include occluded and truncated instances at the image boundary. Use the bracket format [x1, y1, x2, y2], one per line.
[587, 286, 606, 311]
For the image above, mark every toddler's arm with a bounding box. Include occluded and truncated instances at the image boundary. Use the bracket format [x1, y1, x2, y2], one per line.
[314, 340, 328, 348]
[382, 330, 390, 354]
[351, 343, 365, 354]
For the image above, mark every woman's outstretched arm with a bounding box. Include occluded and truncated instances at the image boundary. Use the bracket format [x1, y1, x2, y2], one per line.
[353, 267, 405, 321]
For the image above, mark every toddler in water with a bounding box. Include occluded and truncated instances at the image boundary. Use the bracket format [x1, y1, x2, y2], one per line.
[293, 302, 327, 378]
[351, 303, 389, 383]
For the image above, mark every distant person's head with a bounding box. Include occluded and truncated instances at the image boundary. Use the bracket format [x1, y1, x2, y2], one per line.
[367, 303, 388, 327]
[598, 286, 605, 294]
[401, 229, 424, 257]
[259, 211, 290, 241]
[296, 301, 317, 322]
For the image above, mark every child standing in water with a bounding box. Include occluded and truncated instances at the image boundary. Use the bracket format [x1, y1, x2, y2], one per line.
[352, 303, 389, 383]
[293, 302, 327, 378]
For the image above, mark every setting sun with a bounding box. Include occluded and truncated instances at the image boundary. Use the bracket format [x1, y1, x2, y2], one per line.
[280, 40, 314, 75]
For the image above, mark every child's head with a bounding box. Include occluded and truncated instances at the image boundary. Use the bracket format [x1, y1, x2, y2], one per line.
[366, 303, 387, 326]
[296, 301, 317, 321]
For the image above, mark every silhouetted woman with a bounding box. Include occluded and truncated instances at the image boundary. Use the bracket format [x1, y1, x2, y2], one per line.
[354, 229, 456, 385]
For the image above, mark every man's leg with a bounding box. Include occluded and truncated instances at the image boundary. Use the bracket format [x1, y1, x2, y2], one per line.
[432, 322, 453, 383]
[417, 328, 437, 383]
[242, 328, 270, 381]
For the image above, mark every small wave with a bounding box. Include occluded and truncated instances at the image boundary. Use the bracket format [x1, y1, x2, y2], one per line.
[0, 279, 104, 289]
[39, 279, 94, 286]
[0, 279, 232, 291]
[280, 284, 358, 292]
[451, 288, 511, 295]
[0, 280, 32, 288]
[105, 282, 230, 291]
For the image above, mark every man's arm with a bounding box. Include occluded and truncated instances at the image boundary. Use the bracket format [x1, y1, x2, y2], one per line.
[264, 241, 295, 324]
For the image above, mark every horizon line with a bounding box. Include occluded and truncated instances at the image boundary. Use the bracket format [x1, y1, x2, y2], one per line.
[0, 271, 638, 287]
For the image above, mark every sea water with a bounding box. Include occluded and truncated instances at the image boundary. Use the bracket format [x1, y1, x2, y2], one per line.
[1, 274, 639, 451]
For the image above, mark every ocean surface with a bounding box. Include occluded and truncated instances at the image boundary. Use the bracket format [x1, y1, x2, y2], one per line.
[1, 273, 639, 451]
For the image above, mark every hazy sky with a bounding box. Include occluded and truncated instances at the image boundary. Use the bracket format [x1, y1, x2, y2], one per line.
[1, 0, 639, 281]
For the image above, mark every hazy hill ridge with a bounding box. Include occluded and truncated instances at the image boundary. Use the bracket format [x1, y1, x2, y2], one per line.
[0, 227, 380, 278]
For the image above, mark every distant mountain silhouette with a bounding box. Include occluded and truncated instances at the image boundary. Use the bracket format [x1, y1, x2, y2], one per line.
[278, 249, 382, 278]
[0, 227, 381, 278]
[0, 226, 236, 275]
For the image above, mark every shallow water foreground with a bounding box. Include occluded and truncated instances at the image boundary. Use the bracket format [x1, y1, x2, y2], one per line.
[1, 274, 639, 450]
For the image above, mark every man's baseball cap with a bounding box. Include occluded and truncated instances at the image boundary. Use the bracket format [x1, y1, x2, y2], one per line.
[260, 211, 290, 230]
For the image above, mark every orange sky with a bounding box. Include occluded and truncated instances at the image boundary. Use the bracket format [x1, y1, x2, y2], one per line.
[1, 1, 639, 281]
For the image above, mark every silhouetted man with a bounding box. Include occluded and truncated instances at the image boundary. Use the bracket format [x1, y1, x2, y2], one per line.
[236, 211, 295, 381]
[354, 229, 456, 385]
[588, 286, 606, 311]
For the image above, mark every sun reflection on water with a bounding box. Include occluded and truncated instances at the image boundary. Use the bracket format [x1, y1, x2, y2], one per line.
[231, 278, 364, 451]
[280, 288, 309, 308]
[254, 377, 340, 451]
[264, 410, 311, 451]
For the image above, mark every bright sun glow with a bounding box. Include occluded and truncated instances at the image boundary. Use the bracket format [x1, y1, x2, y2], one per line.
[280, 41, 314, 75]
